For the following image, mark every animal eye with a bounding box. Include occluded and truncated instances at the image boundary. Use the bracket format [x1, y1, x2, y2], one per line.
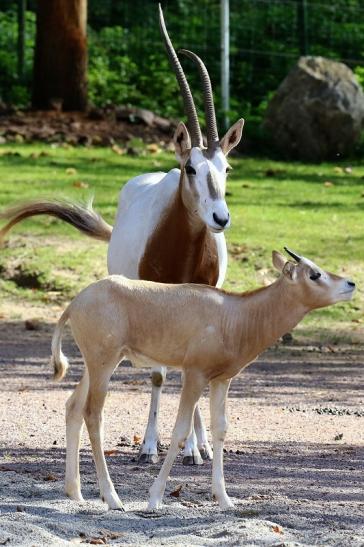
[185, 165, 196, 176]
[226, 166, 232, 174]
[310, 271, 321, 281]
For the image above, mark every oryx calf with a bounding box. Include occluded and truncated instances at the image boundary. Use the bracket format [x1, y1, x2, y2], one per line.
[51, 248, 355, 510]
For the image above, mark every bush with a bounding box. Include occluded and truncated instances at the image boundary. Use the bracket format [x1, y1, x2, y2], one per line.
[0, 9, 35, 106]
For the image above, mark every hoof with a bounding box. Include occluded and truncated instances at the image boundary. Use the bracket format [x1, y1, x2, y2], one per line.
[199, 447, 213, 461]
[65, 486, 84, 502]
[182, 454, 203, 466]
[101, 493, 124, 511]
[138, 453, 159, 464]
[147, 499, 161, 511]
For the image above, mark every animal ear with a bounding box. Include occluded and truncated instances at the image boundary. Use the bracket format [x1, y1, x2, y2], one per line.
[220, 118, 244, 156]
[282, 261, 297, 281]
[272, 251, 286, 272]
[173, 121, 191, 160]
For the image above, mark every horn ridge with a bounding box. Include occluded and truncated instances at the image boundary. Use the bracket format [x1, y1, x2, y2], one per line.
[179, 48, 219, 149]
[158, 5, 202, 147]
[284, 247, 301, 262]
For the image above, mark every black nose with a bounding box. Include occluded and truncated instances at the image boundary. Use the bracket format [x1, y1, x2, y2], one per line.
[347, 281, 356, 287]
[213, 212, 229, 228]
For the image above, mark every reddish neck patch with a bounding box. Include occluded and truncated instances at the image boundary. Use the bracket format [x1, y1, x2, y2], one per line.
[138, 185, 219, 285]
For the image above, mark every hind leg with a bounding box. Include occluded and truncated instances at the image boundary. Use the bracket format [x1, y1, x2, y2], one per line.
[84, 361, 123, 510]
[195, 405, 213, 461]
[182, 377, 211, 465]
[138, 366, 166, 464]
[65, 371, 89, 501]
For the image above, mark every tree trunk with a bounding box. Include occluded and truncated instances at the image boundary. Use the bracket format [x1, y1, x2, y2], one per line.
[32, 0, 88, 111]
[17, 0, 26, 81]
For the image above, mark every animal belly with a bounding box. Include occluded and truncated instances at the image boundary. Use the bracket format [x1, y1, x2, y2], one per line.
[124, 351, 168, 370]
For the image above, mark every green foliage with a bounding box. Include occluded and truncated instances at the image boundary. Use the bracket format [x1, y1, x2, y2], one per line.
[1, 1, 364, 150]
[0, 9, 35, 105]
[88, 26, 139, 106]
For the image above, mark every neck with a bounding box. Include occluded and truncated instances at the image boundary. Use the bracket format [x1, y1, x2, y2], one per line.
[233, 278, 308, 364]
[179, 170, 205, 235]
[138, 170, 219, 285]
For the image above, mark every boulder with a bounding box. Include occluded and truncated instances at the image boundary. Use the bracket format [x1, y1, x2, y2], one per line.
[264, 56, 364, 161]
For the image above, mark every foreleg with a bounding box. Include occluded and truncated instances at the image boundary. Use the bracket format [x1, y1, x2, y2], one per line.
[148, 371, 207, 510]
[84, 363, 123, 510]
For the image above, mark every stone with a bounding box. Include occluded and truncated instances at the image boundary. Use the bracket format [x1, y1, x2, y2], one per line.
[264, 56, 364, 161]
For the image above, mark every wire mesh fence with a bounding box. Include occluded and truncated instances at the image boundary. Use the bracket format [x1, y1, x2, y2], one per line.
[1, 0, 364, 125]
[87, 0, 364, 118]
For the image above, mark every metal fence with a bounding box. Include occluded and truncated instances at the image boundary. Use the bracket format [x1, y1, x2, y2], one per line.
[3, 0, 364, 120]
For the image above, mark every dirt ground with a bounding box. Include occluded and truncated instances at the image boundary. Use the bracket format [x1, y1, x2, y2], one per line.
[0, 316, 363, 546]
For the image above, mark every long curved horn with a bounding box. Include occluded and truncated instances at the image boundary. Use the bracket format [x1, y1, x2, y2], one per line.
[158, 5, 202, 147]
[284, 247, 301, 262]
[179, 49, 219, 150]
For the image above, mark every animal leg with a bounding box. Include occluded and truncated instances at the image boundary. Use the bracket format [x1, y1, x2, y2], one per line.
[210, 378, 234, 510]
[148, 371, 207, 510]
[138, 366, 166, 464]
[65, 371, 89, 501]
[182, 421, 203, 465]
[84, 363, 123, 510]
[194, 405, 213, 461]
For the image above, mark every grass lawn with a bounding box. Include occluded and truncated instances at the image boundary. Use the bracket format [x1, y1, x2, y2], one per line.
[0, 143, 363, 343]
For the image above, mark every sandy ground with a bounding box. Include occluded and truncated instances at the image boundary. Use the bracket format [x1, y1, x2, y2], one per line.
[0, 318, 363, 546]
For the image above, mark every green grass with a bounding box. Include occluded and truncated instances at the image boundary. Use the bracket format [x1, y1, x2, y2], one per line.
[0, 143, 363, 343]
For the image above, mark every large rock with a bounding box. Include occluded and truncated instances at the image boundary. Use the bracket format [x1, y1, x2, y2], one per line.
[264, 56, 364, 161]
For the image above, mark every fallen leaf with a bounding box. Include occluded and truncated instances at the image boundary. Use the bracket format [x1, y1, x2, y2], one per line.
[272, 524, 284, 534]
[133, 434, 142, 445]
[170, 484, 183, 498]
[104, 449, 120, 457]
[111, 144, 126, 155]
[147, 143, 160, 154]
[344, 166, 352, 174]
[324, 181, 333, 187]
[73, 181, 89, 189]
[333, 166, 343, 174]
[334, 433, 343, 441]
[66, 167, 77, 175]
[43, 473, 58, 481]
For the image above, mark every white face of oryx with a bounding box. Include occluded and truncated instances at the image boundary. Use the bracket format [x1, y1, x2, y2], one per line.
[174, 118, 244, 233]
[184, 147, 231, 232]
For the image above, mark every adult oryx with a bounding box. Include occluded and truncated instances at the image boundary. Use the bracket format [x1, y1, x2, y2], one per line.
[0, 5, 244, 465]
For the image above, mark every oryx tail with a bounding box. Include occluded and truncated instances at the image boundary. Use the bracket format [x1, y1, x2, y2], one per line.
[51, 303, 73, 381]
[0, 199, 112, 243]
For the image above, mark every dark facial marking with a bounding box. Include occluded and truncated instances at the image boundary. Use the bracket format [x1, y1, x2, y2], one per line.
[207, 171, 220, 200]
